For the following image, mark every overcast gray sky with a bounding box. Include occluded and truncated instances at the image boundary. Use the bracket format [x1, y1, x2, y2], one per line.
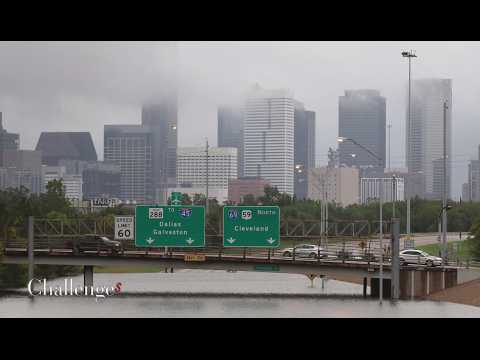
[0, 41, 479, 198]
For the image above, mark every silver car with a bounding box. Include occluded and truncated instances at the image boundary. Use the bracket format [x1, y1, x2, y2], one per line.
[399, 249, 442, 267]
[282, 244, 326, 259]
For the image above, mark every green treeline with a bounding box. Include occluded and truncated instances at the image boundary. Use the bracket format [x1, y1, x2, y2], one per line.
[0, 180, 82, 289]
[3, 184, 480, 289]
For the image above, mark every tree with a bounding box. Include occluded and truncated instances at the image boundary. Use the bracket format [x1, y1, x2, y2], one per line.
[469, 218, 480, 260]
[182, 193, 193, 205]
[193, 193, 206, 205]
[241, 194, 257, 205]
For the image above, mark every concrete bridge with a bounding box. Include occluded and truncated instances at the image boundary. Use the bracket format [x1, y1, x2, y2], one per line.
[2, 246, 458, 300]
[0, 217, 460, 300]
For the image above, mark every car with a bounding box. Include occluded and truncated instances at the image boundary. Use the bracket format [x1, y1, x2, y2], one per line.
[72, 235, 122, 255]
[399, 249, 442, 267]
[281, 244, 326, 259]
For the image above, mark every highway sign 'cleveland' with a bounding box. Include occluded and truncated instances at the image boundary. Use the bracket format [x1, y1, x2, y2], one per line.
[223, 206, 280, 248]
[135, 205, 205, 248]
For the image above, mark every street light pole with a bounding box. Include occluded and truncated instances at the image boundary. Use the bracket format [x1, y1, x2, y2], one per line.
[402, 50, 417, 240]
[442, 101, 448, 264]
[338, 136, 384, 302]
[205, 138, 209, 216]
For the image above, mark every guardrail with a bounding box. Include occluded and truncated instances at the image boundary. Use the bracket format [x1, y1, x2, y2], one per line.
[2, 234, 403, 267]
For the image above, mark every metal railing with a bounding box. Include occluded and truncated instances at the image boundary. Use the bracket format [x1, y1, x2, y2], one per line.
[1, 218, 473, 269]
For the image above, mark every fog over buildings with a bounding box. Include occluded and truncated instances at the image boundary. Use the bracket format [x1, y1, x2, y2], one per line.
[1, 41, 480, 198]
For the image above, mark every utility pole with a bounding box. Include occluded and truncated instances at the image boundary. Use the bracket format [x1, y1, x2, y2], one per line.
[205, 138, 209, 216]
[392, 175, 396, 218]
[388, 124, 392, 171]
[379, 177, 383, 304]
[442, 101, 448, 264]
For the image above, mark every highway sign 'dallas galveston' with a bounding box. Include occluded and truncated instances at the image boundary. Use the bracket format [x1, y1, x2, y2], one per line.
[223, 206, 280, 248]
[135, 205, 205, 248]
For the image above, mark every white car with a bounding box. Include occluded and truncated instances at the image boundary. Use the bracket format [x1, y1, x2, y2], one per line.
[282, 244, 326, 259]
[399, 249, 442, 267]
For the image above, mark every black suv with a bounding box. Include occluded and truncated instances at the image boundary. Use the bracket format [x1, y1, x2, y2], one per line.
[72, 235, 122, 255]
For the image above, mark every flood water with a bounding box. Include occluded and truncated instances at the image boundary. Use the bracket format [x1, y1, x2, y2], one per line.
[1, 270, 479, 317]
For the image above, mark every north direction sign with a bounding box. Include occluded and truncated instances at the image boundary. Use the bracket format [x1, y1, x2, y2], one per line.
[223, 206, 280, 248]
[135, 205, 205, 248]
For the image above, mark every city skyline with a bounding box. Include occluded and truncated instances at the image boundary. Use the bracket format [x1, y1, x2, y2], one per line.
[1, 42, 480, 198]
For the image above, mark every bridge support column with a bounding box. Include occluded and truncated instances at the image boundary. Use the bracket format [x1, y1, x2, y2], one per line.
[410, 271, 415, 300]
[84, 266, 94, 289]
[363, 277, 367, 298]
[27, 216, 34, 290]
[426, 271, 430, 295]
[390, 218, 400, 300]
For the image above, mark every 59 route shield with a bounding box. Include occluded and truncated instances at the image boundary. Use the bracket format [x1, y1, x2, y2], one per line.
[135, 205, 205, 247]
[223, 206, 280, 248]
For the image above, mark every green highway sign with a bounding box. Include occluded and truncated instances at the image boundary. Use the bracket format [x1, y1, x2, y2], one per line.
[223, 206, 280, 248]
[135, 205, 205, 248]
[254, 264, 280, 272]
[171, 192, 182, 205]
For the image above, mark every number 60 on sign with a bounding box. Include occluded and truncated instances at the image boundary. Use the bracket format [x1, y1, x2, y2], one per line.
[115, 216, 135, 240]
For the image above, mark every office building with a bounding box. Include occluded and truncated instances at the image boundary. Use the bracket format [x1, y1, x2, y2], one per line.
[0, 113, 20, 166]
[294, 101, 316, 200]
[35, 132, 97, 166]
[142, 99, 178, 203]
[308, 167, 360, 206]
[360, 177, 405, 204]
[462, 183, 470, 202]
[228, 177, 270, 204]
[218, 105, 244, 177]
[466, 145, 480, 202]
[432, 157, 451, 200]
[406, 79, 452, 199]
[42, 165, 83, 200]
[244, 86, 295, 195]
[104, 125, 153, 204]
[57, 159, 121, 200]
[82, 162, 121, 200]
[1, 150, 43, 195]
[177, 147, 237, 190]
[338, 90, 386, 171]
[166, 187, 229, 204]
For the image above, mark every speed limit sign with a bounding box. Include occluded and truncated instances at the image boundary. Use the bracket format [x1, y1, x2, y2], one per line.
[115, 216, 135, 240]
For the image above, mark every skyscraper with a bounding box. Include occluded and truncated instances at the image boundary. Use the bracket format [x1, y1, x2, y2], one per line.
[141, 98, 178, 203]
[294, 101, 316, 199]
[177, 147, 237, 190]
[218, 105, 244, 177]
[104, 125, 153, 204]
[35, 132, 97, 166]
[466, 145, 480, 202]
[407, 79, 452, 199]
[1, 150, 42, 194]
[0, 113, 20, 167]
[338, 90, 386, 171]
[243, 87, 295, 196]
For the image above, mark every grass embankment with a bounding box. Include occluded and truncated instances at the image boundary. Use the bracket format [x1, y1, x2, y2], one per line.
[417, 240, 472, 261]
